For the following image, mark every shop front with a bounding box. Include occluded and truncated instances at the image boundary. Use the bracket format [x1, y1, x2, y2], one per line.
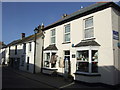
[42, 44, 58, 75]
[74, 40, 101, 83]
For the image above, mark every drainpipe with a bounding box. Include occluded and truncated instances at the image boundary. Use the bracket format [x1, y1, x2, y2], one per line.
[41, 34, 44, 73]
[33, 27, 39, 74]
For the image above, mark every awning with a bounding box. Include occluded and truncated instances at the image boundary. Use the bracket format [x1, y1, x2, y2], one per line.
[74, 40, 100, 47]
[44, 44, 58, 51]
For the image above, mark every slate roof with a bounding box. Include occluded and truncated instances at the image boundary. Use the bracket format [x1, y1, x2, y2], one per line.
[74, 40, 100, 47]
[43, 2, 120, 31]
[44, 44, 58, 51]
[7, 32, 43, 47]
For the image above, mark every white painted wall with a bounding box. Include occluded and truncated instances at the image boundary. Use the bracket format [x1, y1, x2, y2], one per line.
[111, 8, 120, 85]
[43, 7, 119, 85]
[35, 36, 44, 73]
[19, 35, 43, 73]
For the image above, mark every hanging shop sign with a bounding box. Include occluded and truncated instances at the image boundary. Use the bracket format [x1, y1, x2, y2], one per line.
[113, 30, 119, 40]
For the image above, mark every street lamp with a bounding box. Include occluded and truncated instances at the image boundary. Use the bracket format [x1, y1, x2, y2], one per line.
[33, 27, 39, 74]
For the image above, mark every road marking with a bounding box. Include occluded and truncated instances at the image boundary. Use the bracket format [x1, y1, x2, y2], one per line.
[59, 82, 75, 88]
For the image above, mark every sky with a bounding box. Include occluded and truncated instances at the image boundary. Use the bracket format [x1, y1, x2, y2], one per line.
[2, 2, 120, 44]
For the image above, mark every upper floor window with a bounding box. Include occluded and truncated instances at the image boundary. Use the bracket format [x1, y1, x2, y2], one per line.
[29, 42, 32, 51]
[15, 45, 17, 55]
[64, 24, 70, 42]
[23, 43, 26, 54]
[84, 17, 94, 39]
[51, 29, 56, 44]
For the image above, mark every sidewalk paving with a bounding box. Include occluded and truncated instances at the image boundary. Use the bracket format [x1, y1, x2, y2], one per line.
[3, 66, 120, 90]
[5, 66, 75, 89]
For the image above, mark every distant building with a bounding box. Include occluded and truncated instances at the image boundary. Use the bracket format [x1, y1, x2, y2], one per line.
[5, 31, 44, 73]
[0, 42, 6, 65]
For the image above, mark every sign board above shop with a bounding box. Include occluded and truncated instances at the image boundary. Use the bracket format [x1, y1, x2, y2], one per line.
[113, 30, 119, 40]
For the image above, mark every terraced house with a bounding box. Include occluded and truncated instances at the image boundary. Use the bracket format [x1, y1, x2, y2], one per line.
[42, 2, 120, 85]
[5, 29, 44, 73]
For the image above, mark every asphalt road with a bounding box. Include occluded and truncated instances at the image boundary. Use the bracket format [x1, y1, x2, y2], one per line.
[2, 66, 56, 89]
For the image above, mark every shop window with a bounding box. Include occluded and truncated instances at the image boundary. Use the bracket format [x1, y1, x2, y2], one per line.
[92, 50, 98, 73]
[76, 50, 98, 73]
[76, 50, 89, 72]
[44, 52, 57, 68]
[44, 53, 50, 67]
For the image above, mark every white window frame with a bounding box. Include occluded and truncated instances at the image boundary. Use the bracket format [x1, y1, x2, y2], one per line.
[64, 24, 70, 42]
[84, 17, 94, 39]
[43, 50, 57, 69]
[51, 29, 56, 44]
[76, 47, 98, 74]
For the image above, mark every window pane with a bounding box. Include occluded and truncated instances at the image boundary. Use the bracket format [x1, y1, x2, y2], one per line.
[92, 62, 98, 73]
[85, 18, 93, 28]
[65, 51, 70, 55]
[44, 61, 49, 67]
[92, 50, 98, 61]
[65, 33, 70, 42]
[44, 53, 50, 67]
[76, 62, 89, 72]
[51, 29, 55, 36]
[85, 28, 94, 38]
[77, 51, 88, 61]
[65, 24, 70, 33]
[46, 53, 50, 60]
[51, 37, 55, 44]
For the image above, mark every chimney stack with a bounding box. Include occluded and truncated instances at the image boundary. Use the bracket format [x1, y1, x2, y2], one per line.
[37, 25, 41, 33]
[21, 33, 25, 39]
[62, 14, 67, 18]
[41, 23, 44, 30]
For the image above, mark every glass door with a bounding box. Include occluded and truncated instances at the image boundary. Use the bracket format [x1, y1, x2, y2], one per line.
[64, 50, 70, 75]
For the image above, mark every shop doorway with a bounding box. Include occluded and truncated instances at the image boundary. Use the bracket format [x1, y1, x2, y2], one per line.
[64, 50, 71, 75]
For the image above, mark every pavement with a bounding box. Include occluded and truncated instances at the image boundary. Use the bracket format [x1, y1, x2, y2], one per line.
[2, 65, 120, 90]
[2, 65, 74, 89]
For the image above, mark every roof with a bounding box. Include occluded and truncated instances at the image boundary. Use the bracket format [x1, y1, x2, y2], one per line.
[74, 40, 100, 47]
[43, 2, 120, 31]
[0, 42, 6, 49]
[7, 32, 43, 47]
[44, 44, 58, 51]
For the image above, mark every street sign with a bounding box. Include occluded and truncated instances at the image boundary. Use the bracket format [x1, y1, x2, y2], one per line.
[113, 30, 119, 40]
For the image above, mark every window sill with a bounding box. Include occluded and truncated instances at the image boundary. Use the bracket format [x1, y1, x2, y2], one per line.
[62, 42, 71, 44]
[74, 72, 101, 76]
[82, 38, 96, 41]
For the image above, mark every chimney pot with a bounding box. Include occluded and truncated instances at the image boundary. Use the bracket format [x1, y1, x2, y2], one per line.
[62, 14, 67, 18]
[21, 33, 25, 39]
[41, 23, 44, 29]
